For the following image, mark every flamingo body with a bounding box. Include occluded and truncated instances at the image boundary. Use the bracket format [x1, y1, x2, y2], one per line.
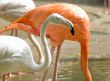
[0, 0, 36, 22]
[0, 0, 36, 36]
[1, 3, 89, 46]
[0, 35, 34, 74]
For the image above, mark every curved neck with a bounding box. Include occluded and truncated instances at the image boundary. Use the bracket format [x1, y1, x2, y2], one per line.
[28, 34, 44, 64]
[29, 33, 51, 72]
[29, 13, 74, 72]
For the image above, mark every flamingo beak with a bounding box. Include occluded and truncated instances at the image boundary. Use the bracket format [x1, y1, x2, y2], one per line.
[70, 25, 74, 35]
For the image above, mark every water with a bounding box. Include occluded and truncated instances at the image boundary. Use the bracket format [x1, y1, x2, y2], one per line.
[11, 59, 110, 81]
[58, 59, 110, 81]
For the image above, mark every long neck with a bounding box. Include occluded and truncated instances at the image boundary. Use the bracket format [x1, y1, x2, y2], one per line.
[29, 33, 51, 72]
[29, 13, 73, 72]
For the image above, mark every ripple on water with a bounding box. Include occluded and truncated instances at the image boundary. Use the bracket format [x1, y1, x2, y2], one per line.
[58, 60, 110, 81]
[11, 60, 110, 81]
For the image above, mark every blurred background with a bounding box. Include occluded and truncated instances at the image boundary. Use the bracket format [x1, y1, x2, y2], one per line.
[0, 0, 110, 81]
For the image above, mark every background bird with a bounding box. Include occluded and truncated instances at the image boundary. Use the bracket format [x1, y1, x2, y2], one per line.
[0, 3, 92, 81]
[0, 0, 36, 36]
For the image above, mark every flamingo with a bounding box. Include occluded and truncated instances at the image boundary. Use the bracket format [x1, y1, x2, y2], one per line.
[0, 0, 36, 36]
[0, 3, 92, 81]
[0, 0, 36, 78]
[0, 13, 74, 81]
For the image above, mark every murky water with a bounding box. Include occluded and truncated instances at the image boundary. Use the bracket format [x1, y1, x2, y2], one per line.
[58, 59, 110, 81]
[10, 59, 110, 81]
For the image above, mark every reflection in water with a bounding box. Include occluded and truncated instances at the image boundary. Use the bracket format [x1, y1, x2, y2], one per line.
[11, 60, 110, 81]
[89, 60, 110, 81]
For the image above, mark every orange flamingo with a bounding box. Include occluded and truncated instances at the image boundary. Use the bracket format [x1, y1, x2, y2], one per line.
[0, 3, 92, 81]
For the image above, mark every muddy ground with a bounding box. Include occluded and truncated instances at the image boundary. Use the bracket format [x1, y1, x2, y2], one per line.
[0, 0, 110, 60]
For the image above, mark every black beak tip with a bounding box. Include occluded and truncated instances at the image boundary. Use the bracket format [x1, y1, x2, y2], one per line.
[70, 27, 74, 35]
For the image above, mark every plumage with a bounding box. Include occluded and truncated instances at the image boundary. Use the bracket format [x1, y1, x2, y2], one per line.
[0, 0, 36, 36]
[0, 0, 36, 21]
[0, 3, 92, 81]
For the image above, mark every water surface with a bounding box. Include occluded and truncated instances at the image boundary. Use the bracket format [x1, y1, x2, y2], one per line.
[11, 59, 110, 81]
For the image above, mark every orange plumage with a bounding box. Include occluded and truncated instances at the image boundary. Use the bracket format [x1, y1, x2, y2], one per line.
[0, 3, 92, 81]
